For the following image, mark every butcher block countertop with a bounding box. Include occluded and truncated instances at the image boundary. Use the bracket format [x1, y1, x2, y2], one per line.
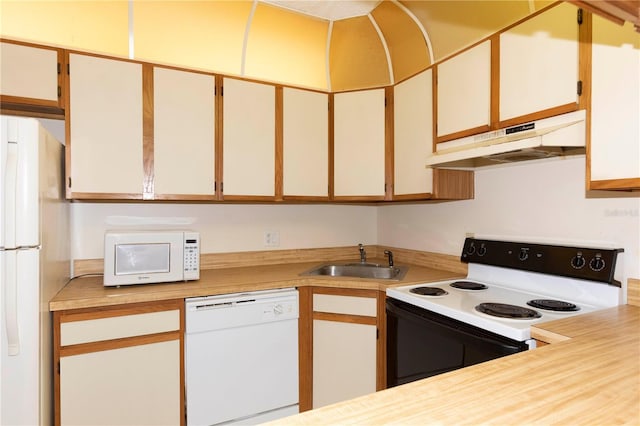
[271, 304, 640, 425]
[49, 260, 462, 311]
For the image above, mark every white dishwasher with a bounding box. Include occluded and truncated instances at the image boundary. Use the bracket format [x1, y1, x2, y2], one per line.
[185, 288, 299, 426]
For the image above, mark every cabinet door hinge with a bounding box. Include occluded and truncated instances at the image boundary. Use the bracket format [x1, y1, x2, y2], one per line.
[68, 177, 72, 188]
[384, 97, 387, 107]
[57, 361, 60, 374]
[58, 86, 62, 98]
[376, 328, 379, 340]
[67, 63, 70, 75]
[57, 62, 61, 75]
[577, 80, 583, 96]
[577, 8, 583, 25]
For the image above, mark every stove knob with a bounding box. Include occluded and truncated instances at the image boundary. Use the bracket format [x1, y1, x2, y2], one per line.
[589, 255, 606, 272]
[518, 248, 529, 261]
[466, 242, 476, 255]
[477, 244, 487, 256]
[571, 252, 586, 269]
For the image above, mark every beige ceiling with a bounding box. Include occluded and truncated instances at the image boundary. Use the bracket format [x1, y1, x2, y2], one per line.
[0, 0, 557, 92]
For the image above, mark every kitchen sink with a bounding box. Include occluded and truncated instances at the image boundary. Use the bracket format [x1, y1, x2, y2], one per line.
[300, 262, 409, 281]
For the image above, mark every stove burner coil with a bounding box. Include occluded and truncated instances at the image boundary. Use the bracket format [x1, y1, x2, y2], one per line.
[475, 303, 541, 319]
[410, 287, 448, 297]
[450, 281, 488, 291]
[527, 299, 580, 312]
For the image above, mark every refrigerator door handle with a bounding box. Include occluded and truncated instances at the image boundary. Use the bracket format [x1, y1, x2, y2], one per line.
[3, 139, 18, 249]
[3, 250, 20, 355]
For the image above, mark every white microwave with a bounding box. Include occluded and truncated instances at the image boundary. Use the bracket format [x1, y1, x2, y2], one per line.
[104, 230, 200, 287]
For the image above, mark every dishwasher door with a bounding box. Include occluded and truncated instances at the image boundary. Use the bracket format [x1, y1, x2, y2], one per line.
[185, 288, 299, 426]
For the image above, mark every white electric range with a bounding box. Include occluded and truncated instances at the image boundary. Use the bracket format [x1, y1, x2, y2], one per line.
[386, 237, 624, 387]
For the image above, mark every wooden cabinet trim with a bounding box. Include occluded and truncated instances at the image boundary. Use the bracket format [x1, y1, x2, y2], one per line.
[298, 286, 313, 412]
[312, 287, 378, 299]
[497, 102, 579, 129]
[384, 86, 394, 201]
[59, 330, 180, 357]
[589, 178, 640, 191]
[58, 299, 183, 323]
[275, 86, 284, 201]
[142, 64, 155, 200]
[313, 312, 377, 325]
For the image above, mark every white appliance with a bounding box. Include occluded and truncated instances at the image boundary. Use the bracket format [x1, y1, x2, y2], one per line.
[1, 116, 69, 425]
[103, 230, 200, 286]
[386, 237, 623, 387]
[425, 109, 586, 167]
[185, 288, 299, 425]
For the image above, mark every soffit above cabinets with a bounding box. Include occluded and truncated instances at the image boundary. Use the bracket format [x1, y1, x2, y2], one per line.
[2, 0, 612, 92]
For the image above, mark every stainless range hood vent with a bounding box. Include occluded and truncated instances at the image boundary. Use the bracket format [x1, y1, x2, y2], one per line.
[426, 110, 586, 168]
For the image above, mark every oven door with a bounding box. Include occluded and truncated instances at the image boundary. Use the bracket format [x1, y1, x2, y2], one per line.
[386, 298, 529, 388]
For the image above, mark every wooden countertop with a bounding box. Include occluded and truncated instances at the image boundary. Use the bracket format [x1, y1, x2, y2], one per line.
[49, 260, 463, 311]
[270, 304, 640, 425]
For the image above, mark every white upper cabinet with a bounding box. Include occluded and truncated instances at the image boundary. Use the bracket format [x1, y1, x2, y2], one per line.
[282, 88, 329, 198]
[68, 53, 143, 196]
[153, 67, 215, 197]
[0, 41, 60, 104]
[500, 3, 579, 122]
[222, 77, 275, 198]
[436, 40, 491, 138]
[589, 17, 640, 189]
[394, 69, 433, 196]
[333, 89, 386, 198]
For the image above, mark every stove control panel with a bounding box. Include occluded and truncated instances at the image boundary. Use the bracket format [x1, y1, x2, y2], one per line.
[461, 238, 622, 286]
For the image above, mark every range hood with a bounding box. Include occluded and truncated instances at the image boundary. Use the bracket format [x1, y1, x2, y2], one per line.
[426, 110, 586, 168]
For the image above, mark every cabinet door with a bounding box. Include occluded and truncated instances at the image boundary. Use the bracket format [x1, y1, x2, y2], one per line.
[153, 67, 216, 198]
[394, 69, 434, 197]
[333, 89, 386, 198]
[56, 302, 183, 426]
[222, 77, 275, 198]
[0, 41, 61, 107]
[60, 341, 181, 426]
[499, 3, 579, 122]
[589, 17, 640, 190]
[436, 40, 491, 139]
[311, 292, 378, 409]
[68, 53, 143, 197]
[283, 88, 329, 199]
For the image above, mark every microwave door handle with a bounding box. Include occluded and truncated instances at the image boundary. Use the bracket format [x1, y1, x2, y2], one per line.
[3, 251, 20, 355]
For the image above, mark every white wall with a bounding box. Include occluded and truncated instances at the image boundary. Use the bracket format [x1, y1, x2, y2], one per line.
[71, 203, 378, 259]
[378, 156, 640, 281]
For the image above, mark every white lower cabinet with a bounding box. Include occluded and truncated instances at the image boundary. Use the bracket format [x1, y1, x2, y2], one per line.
[311, 292, 378, 409]
[55, 301, 183, 426]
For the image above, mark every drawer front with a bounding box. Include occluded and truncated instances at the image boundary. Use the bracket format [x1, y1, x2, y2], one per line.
[313, 294, 376, 317]
[61, 310, 180, 346]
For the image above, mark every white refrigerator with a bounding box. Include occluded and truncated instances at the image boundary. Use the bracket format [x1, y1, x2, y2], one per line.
[1, 115, 69, 425]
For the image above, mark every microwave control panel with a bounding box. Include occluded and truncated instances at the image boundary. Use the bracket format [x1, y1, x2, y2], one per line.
[184, 232, 200, 280]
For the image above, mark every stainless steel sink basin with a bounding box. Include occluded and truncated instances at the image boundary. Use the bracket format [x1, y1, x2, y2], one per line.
[300, 262, 409, 281]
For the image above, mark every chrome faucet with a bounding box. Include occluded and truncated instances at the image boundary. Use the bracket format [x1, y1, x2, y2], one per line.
[384, 250, 394, 268]
[358, 244, 367, 263]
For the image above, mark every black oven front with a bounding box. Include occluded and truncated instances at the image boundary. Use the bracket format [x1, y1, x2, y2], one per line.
[386, 298, 530, 388]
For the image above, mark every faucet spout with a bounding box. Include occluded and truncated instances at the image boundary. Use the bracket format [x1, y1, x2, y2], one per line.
[358, 244, 367, 263]
[384, 250, 394, 268]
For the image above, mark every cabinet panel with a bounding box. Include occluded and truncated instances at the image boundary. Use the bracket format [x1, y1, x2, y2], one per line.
[0, 41, 59, 104]
[589, 17, 640, 186]
[394, 69, 434, 196]
[153, 67, 215, 196]
[437, 40, 491, 138]
[61, 310, 180, 346]
[313, 294, 377, 317]
[283, 88, 328, 197]
[222, 78, 275, 197]
[334, 89, 385, 197]
[68, 53, 143, 195]
[312, 320, 376, 408]
[60, 340, 181, 426]
[500, 3, 579, 122]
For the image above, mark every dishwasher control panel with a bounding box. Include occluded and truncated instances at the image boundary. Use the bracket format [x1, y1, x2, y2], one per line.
[185, 288, 299, 334]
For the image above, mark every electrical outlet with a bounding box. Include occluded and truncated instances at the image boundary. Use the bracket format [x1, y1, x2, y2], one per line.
[264, 231, 280, 247]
